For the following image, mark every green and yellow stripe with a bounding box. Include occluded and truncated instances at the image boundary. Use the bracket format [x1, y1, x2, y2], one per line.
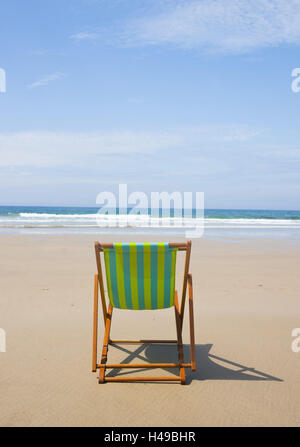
[103, 243, 177, 310]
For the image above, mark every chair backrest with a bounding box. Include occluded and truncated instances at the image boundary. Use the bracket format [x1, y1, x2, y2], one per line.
[95, 242, 188, 310]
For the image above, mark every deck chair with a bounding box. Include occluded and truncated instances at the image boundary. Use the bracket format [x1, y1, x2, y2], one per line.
[92, 241, 195, 384]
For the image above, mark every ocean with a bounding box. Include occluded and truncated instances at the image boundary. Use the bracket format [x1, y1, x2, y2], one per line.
[1, 206, 300, 239]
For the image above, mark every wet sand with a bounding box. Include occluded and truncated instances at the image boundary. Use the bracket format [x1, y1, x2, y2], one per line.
[0, 234, 300, 426]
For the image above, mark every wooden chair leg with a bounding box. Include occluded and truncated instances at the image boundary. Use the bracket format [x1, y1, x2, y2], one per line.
[99, 304, 113, 384]
[92, 274, 98, 372]
[174, 291, 186, 385]
[188, 274, 196, 371]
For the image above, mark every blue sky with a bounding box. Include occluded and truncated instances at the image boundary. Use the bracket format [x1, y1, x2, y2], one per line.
[0, 0, 300, 209]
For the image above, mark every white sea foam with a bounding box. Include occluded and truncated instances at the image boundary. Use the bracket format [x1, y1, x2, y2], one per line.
[0, 212, 299, 228]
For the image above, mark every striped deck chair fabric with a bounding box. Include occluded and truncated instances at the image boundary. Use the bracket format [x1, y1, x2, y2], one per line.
[103, 243, 178, 310]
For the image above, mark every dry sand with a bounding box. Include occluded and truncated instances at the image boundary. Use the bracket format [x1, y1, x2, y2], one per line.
[0, 233, 300, 426]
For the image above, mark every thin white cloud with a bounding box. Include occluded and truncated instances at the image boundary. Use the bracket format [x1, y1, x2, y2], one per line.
[27, 72, 66, 89]
[0, 130, 180, 168]
[127, 97, 144, 104]
[120, 0, 300, 53]
[70, 32, 100, 40]
[0, 126, 261, 169]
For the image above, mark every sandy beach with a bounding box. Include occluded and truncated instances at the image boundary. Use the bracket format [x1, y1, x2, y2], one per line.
[0, 233, 300, 427]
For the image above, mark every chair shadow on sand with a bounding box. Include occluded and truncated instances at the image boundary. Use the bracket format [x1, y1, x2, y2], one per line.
[105, 343, 283, 384]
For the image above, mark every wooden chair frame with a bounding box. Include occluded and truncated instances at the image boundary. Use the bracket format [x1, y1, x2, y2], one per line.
[92, 241, 196, 384]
